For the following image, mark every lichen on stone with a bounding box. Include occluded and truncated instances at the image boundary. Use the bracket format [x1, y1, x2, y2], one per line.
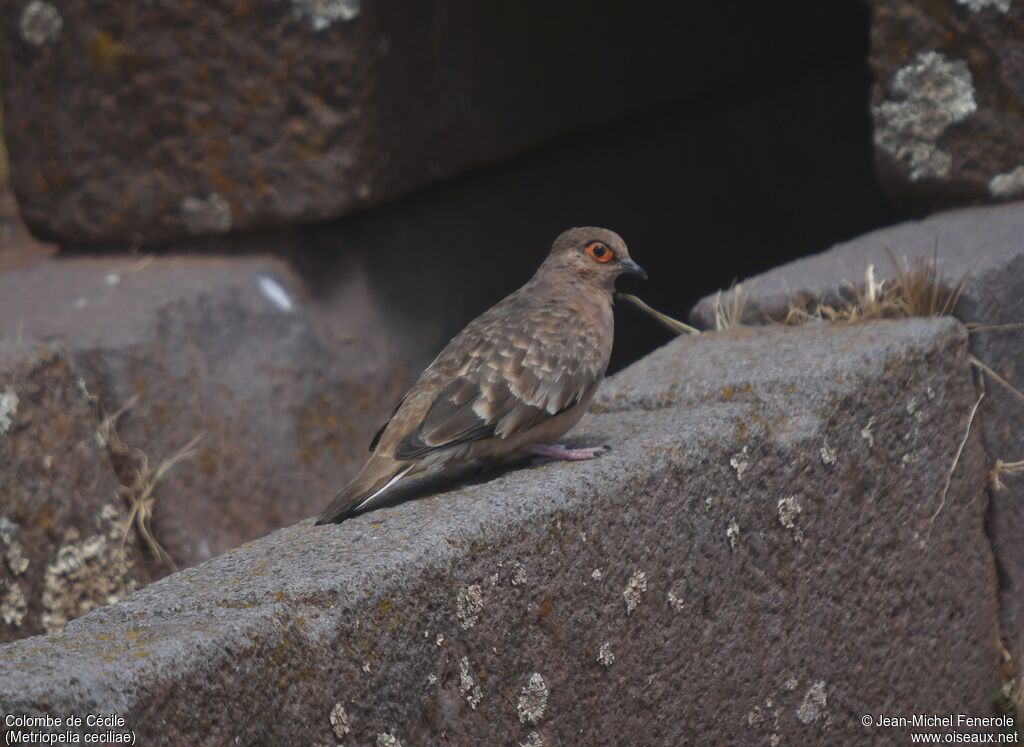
[796, 681, 828, 724]
[376, 732, 402, 747]
[517, 673, 548, 725]
[511, 563, 527, 587]
[729, 446, 750, 481]
[41, 503, 138, 633]
[873, 51, 977, 181]
[726, 519, 740, 550]
[597, 642, 615, 667]
[5, 540, 29, 576]
[329, 703, 349, 739]
[519, 732, 544, 747]
[459, 656, 483, 709]
[819, 440, 837, 466]
[0, 516, 17, 546]
[0, 388, 19, 434]
[456, 584, 483, 630]
[180, 193, 232, 235]
[1, 580, 27, 627]
[777, 496, 803, 541]
[623, 570, 647, 614]
[19, 1, 62, 46]
[956, 0, 1010, 11]
[291, 0, 361, 31]
[667, 589, 685, 612]
[591, 568, 602, 581]
[989, 165, 1024, 198]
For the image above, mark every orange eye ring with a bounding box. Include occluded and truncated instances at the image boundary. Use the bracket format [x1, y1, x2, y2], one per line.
[585, 242, 613, 263]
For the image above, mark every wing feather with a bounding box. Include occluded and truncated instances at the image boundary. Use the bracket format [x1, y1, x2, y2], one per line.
[390, 296, 606, 461]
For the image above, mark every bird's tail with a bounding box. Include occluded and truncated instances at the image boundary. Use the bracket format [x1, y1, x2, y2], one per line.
[315, 455, 413, 524]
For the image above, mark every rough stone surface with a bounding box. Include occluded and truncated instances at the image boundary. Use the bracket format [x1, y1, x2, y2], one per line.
[870, 0, 1024, 208]
[0, 0, 866, 243]
[0, 344, 159, 643]
[0, 254, 435, 621]
[690, 202, 1024, 667]
[0, 319, 999, 745]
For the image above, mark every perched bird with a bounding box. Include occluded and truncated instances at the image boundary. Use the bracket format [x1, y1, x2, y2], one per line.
[315, 227, 645, 524]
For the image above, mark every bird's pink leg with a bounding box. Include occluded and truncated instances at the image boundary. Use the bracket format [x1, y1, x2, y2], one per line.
[529, 443, 609, 462]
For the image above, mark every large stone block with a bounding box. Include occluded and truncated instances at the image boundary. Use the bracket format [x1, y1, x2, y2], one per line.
[0, 344, 161, 644]
[0, 319, 999, 744]
[870, 0, 1024, 208]
[0, 0, 866, 243]
[690, 202, 1024, 668]
[0, 253, 438, 623]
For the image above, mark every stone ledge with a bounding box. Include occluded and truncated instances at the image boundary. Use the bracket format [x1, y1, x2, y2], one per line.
[689, 202, 1024, 664]
[0, 318, 999, 745]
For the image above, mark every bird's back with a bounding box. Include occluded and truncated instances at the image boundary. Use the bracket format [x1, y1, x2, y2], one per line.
[373, 284, 612, 459]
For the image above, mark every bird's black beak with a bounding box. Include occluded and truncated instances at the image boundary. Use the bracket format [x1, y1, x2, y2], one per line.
[618, 258, 647, 280]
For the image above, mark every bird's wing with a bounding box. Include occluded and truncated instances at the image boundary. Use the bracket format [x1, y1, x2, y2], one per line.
[389, 299, 606, 461]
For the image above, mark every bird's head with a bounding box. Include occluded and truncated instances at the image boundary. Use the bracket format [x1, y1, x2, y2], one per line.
[540, 227, 646, 292]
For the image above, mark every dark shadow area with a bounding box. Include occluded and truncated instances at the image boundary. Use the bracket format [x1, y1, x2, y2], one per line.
[290, 51, 903, 374]
[54, 4, 898, 375]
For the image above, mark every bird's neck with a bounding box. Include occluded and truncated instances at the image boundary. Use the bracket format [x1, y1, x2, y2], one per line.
[528, 275, 614, 326]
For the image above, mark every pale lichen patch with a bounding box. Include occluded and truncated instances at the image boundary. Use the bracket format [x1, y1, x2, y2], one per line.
[19, 1, 62, 46]
[0, 517, 17, 546]
[873, 51, 977, 181]
[5, 540, 29, 576]
[591, 568, 602, 581]
[667, 589, 685, 612]
[597, 642, 615, 667]
[459, 656, 483, 709]
[819, 440, 837, 466]
[777, 496, 803, 542]
[989, 165, 1024, 198]
[623, 570, 647, 614]
[42, 504, 138, 633]
[727, 519, 740, 550]
[456, 584, 483, 630]
[376, 732, 402, 747]
[729, 447, 750, 481]
[511, 563, 527, 587]
[747, 705, 765, 726]
[329, 703, 350, 739]
[517, 673, 548, 725]
[0, 388, 19, 434]
[180, 193, 232, 235]
[956, 0, 1010, 11]
[519, 732, 543, 747]
[1, 580, 27, 627]
[796, 681, 828, 724]
[291, 0, 361, 31]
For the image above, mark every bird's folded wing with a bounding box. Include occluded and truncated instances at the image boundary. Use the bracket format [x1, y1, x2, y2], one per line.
[392, 325, 603, 461]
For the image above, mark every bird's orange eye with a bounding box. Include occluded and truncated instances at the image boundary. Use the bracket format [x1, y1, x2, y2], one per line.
[585, 242, 613, 263]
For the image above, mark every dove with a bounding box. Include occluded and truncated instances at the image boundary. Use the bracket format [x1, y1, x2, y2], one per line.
[315, 227, 645, 524]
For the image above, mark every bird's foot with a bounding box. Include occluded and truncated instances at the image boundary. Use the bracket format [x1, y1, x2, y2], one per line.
[529, 443, 610, 462]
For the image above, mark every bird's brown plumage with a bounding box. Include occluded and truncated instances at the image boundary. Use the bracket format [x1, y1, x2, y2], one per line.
[315, 227, 642, 524]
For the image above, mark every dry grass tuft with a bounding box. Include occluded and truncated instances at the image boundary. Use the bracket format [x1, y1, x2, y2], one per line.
[83, 383, 202, 571]
[932, 372, 984, 521]
[780, 249, 970, 325]
[713, 281, 749, 331]
[992, 459, 1024, 492]
[997, 642, 1024, 736]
